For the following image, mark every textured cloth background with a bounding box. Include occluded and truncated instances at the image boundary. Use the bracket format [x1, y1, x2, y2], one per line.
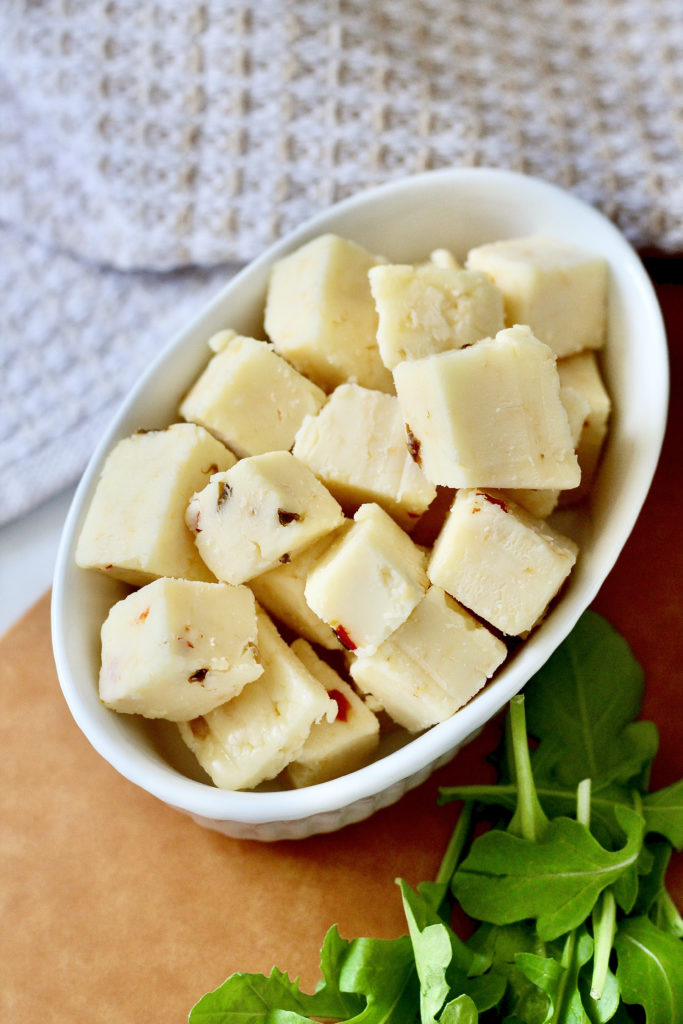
[2, 0, 683, 525]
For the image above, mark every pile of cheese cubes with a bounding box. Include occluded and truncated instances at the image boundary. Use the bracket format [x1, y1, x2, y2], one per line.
[76, 232, 611, 791]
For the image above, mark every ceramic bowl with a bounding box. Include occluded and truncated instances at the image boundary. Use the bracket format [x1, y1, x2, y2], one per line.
[51, 168, 669, 840]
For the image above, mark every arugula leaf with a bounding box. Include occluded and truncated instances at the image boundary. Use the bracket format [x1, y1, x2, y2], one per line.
[465, 920, 556, 1021]
[400, 880, 454, 1023]
[512, 953, 563, 1023]
[652, 890, 683, 939]
[338, 935, 419, 1024]
[188, 927, 365, 1024]
[315, 926, 368, 1018]
[631, 840, 683, 937]
[614, 916, 683, 1024]
[438, 994, 479, 1024]
[523, 611, 648, 791]
[188, 965, 334, 1024]
[516, 925, 594, 1024]
[580, 962, 621, 1024]
[452, 805, 645, 941]
[633, 840, 672, 917]
[399, 879, 503, 1017]
[642, 780, 683, 850]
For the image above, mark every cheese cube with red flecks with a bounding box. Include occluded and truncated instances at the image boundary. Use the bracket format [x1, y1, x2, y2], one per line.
[99, 578, 262, 720]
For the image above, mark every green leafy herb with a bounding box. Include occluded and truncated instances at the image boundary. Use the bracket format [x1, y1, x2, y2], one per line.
[188, 612, 682, 1023]
[452, 806, 644, 941]
[641, 780, 683, 850]
[614, 916, 683, 1024]
[522, 611, 647, 789]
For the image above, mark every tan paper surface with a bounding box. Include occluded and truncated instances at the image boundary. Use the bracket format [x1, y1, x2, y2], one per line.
[1, 282, 681, 1023]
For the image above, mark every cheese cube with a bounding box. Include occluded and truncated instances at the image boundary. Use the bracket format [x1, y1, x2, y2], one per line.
[285, 639, 380, 787]
[428, 489, 578, 636]
[185, 451, 344, 585]
[178, 608, 336, 790]
[558, 351, 611, 501]
[466, 235, 607, 357]
[249, 526, 350, 650]
[99, 578, 262, 720]
[368, 263, 504, 369]
[505, 383, 590, 518]
[76, 423, 237, 585]
[292, 384, 436, 530]
[428, 248, 461, 269]
[349, 586, 507, 732]
[264, 233, 394, 393]
[393, 325, 581, 490]
[304, 503, 428, 656]
[179, 331, 326, 458]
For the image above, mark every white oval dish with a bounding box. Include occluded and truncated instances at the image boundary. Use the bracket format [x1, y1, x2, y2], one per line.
[51, 168, 669, 841]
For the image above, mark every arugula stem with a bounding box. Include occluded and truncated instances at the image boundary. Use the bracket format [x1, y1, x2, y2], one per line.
[576, 778, 592, 829]
[508, 695, 549, 842]
[552, 779, 592, 1024]
[552, 930, 576, 1024]
[436, 800, 473, 887]
[590, 890, 616, 1000]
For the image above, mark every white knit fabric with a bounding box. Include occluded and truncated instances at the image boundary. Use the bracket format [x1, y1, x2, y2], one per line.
[1, 0, 682, 524]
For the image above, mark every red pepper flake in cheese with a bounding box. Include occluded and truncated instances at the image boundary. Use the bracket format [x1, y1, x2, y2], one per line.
[189, 715, 209, 738]
[405, 425, 422, 466]
[277, 509, 302, 526]
[333, 624, 357, 651]
[136, 607, 150, 623]
[480, 492, 509, 514]
[216, 480, 232, 509]
[328, 687, 351, 722]
[188, 667, 209, 683]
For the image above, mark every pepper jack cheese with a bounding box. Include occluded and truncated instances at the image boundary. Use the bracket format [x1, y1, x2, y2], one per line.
[264, 233, 394, 393]
[285, 639, 380, 787]
[368, 262, 505, 369]
[466, 235, 607, 357]
[505, 383, 590, 519]
[76, 423, 237, 585]
[557, 350, 611, 501]
[304, 503, 429, 656]
[179, 331, 326, 458]
[350, 586, 507, 732]
[393, 325, 581, 490]
[177, 608, 336, 791]
[185, 451, 344, 585]
[428, 248, 460, 269]
[292, 383, 436, 530]
[75, 228, 613, 793]
[99, 578, 262, 720]
[249, 525, 350, 650]
[428, 489, 578, 636]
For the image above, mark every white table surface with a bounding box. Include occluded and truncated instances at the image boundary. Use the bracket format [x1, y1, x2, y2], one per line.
[0, 485, 76, 638]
